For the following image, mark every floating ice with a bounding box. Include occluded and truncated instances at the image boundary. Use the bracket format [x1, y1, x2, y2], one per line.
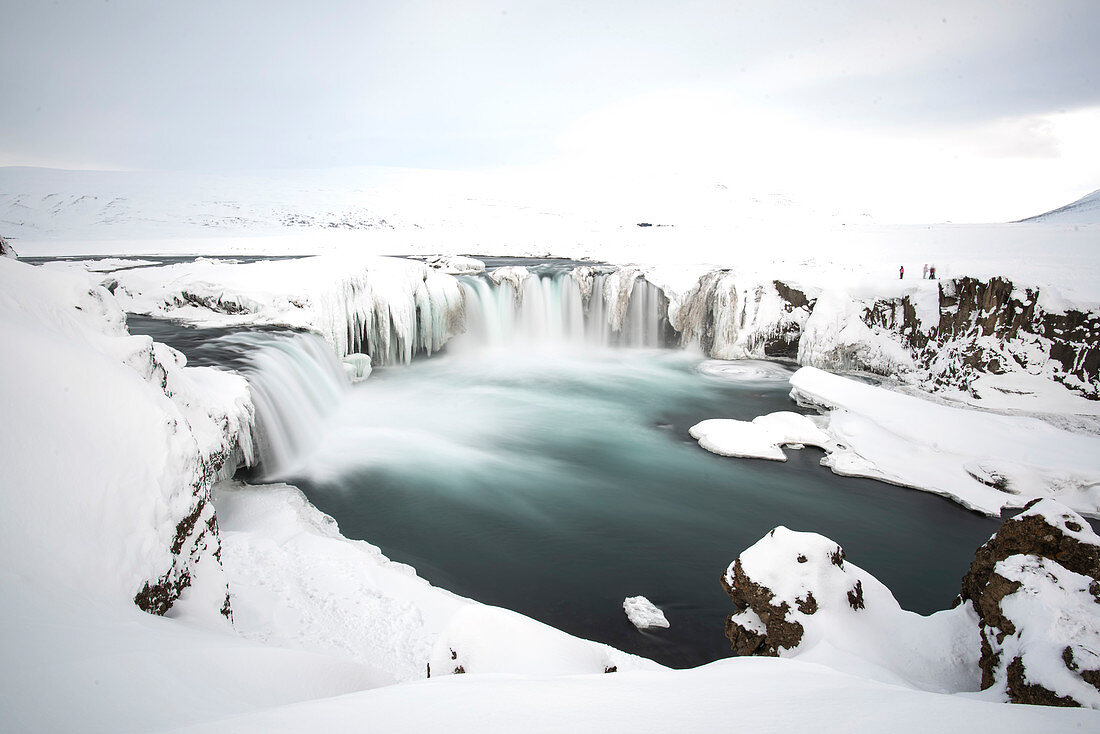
[689, 412, 830, 461]
[623, 596, 670, 630]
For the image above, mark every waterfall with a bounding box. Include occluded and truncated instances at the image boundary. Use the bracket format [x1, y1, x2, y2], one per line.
[211, 330, 349, 479]
[458, 266, 674, 349]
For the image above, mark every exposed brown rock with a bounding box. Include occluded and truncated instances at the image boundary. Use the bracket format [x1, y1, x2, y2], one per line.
[960, 499, 1100, 606]
[720, 558, 805, 656]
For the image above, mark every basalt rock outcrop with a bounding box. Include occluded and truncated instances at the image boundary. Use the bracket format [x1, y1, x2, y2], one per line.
[682, 269, 1100, 399]
[958, 498, 1100, 707]
[720, 527, 866, 656]
[722, 502, 1100, 708]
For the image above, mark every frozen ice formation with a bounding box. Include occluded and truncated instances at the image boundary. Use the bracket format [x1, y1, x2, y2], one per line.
[104, 254, 466, 365]
[623, 596, 670, 630]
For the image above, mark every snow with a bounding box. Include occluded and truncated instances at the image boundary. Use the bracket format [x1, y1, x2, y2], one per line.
[622, 596, 670, 630]
[429, 605, 657, 677]
[790, 366, 1100, 516]
[0, 257, 251, 609]
[164, 657, 1099, 734]
[689, 412, 830, 461]
[1020, 188, 1100, 224]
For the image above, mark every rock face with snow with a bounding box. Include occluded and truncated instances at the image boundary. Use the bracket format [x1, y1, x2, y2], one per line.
[958, 499, 1100, 707]
[671, 268, 1100, 400]
[0, 258, 253, 620]
[671, 270, 811, 361]
[0, 235, 16, 258]
[426, 254, 485, 274]
[721, 527, 867, 656]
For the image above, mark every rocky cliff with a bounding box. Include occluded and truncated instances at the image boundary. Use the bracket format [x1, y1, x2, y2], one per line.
[672, 269, 1099, 400]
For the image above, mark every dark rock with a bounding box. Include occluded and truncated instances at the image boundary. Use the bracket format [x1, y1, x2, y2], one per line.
[961, 499, 1100, 707]
[847, 580, 865, 610]
[0, 235, 18, 258]
[960, 498, 1100, 606]
[720, 558, 806, 656]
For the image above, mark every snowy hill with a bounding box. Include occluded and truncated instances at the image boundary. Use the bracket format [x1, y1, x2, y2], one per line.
[0, 165, 850, 246]
[1018, 188, 1100, 224]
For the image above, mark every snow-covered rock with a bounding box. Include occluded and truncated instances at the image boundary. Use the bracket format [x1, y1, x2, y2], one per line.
[721, 526, 980, 692]
[958, 498, 1100, 707]
[623, 596, 670, 630]
[426, 254, 485, 274]
[980, 555, 1100, 707]
[670, 270, 811, 360]
[0, 235, 16, 258]
[486, 265, 530, 290]
[689, 411, 829, 461]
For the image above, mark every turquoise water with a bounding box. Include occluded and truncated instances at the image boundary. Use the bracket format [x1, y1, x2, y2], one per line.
[283, 347, 1001, 668]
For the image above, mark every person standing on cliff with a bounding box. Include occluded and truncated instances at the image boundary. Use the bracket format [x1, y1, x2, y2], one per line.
[930, 264, 936, 279]
[922, 263, 928, 279]
[899, 265, 905, 279]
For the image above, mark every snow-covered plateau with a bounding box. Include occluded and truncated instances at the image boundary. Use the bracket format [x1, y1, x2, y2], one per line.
[2, 167, 1100, 730]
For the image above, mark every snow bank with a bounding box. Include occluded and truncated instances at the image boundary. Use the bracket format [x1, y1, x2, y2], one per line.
[429, 605, 656, 677]
[164, 656, 1099, 734]
[790, 366, 1100, 516]
[622, 596, 670, 630]
[95, 254, 465, 365]
[216, 481, 659, 684]
[689, 412, 829, 461]
[0, 257, 252, 616]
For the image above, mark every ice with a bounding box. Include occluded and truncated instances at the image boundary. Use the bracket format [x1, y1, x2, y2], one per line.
[342, 352, 372, 382]
[689, 412, 830, 461]
[622, 596, 670, 630]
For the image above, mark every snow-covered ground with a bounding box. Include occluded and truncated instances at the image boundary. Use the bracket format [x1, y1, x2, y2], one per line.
[3, 167, 1100, 729]
[788, 367, 1100, 516]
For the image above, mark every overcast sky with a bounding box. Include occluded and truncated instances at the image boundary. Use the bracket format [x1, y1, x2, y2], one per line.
[2, 1, 1098, 220]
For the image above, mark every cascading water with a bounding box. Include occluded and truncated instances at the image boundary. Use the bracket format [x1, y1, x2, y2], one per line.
[228, 332, 350, 479]
[125, 316, 350, 481]
[457, 265, 675, 349]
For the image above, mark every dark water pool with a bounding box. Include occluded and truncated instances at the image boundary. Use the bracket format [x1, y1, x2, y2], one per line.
[272, 348, 1002, 668]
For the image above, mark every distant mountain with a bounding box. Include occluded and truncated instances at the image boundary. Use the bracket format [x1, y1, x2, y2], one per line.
[1017, 189, 1100, 224]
